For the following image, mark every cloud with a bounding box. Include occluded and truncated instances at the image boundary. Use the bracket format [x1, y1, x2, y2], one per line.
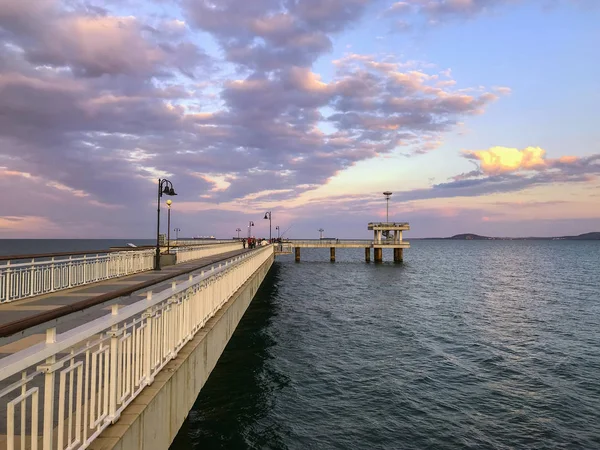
[382, 0, 597, 29]
[464, 146, 547, 174]
[0, 0, 210, 78]
[462, 146, 599, 176]
[0, 216, 61, 235]
[390, 147, 600, 203]
[384, 0, 513, 22]
[142, 54, 503, 203]
[183, 0, 370, 70]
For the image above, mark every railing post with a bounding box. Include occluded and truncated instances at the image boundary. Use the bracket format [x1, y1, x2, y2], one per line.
[144, 292, 154, 386]
[50, 257, 55, 292]
[0, 263, 4, 303]
[5, 261, 11, 302]
[68, 255, 73, 288]
[107, 305, 122, 423]
[170, 281, 177, 355]
[37, 327, 63, 450]
[82, 254, 87, 284]
[29, 258, 35, 297]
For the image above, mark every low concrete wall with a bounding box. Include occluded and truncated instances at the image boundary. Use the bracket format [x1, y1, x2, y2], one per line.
[159, 253, 176, 267]
[89, 253, 274, 450]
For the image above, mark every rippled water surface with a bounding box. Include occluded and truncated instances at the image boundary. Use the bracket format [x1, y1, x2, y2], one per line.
[171, 241, 600, 449]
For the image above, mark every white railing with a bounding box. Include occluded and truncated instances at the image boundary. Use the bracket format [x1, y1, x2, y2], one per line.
[274, 243, 293, 254]
[0, 245, 273, 450]
[367, 222, 409, 227]
[170, 239, 236, 247]
[0, 250, 155, 304]
[174, 242, 242, 263]
[289, 239, 373, 245]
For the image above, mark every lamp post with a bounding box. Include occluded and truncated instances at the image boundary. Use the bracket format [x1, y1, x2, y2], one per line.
[383, 191, 392, 223]
[264, 211, 272, 241]
[166, 199, 172, 254]
[155, 178, 177, 270]
[236, 228, 241, 239]
[174, 227, 181, 240]
[275, 225, 280, 240]
[248, 221, 254, 238]
[318, 228, 324, 239]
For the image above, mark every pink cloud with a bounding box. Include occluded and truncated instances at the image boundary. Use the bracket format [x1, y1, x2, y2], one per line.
[464, 146, 548, 174]
[463, 146, 592, 176]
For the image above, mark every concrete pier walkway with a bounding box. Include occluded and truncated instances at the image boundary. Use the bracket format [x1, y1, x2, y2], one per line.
[0, 248, 251, 356]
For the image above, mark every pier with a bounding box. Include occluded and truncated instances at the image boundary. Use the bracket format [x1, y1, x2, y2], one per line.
[0, 221, 410, 450]
[288, 222, 410, 262]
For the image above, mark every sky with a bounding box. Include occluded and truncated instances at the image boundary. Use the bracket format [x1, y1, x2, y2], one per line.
[0, 0, 598, 239]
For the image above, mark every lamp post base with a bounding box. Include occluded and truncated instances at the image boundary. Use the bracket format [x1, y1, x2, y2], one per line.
[154, 251, 161, 270]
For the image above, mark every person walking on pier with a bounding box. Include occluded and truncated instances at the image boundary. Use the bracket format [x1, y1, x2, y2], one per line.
[242, 238, 246, 249]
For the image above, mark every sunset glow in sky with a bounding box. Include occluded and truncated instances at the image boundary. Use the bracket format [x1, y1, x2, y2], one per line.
[0, 0, 598, 239]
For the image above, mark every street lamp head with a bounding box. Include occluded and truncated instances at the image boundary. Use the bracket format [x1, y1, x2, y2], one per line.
[166, 199, 172, 207]
[264, 213, 268, 220]
[162, 186, 177, 196]
[383, 191, 392, 198]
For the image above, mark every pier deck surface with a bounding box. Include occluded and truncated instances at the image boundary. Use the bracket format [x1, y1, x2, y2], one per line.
[0, 248, 251, 356]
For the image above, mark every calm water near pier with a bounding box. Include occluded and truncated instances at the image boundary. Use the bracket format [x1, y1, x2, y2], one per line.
[170, 240, 600, 449]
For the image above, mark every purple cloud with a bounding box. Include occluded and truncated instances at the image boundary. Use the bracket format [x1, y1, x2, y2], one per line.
[384, 0, 597, 29]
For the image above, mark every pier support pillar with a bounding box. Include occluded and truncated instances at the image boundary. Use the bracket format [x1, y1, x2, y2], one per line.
[394, 248, 404, 262]
[295, 247, 300, 262]
[365, 248, 370, 262]
[330, 247, 335, 262]
[374, 248, 383, 263]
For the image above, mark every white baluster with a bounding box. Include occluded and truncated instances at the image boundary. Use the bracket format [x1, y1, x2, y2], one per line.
[5, 261, 12, 302]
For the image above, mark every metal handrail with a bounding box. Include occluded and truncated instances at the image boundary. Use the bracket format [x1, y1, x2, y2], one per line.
[0, 247, 150, 262]
[287, 239, 409, 245]
[174, 242, 243, 263]
[367, 222, 410, 227]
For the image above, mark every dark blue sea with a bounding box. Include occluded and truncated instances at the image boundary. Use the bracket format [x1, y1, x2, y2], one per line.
[170, 240, 600, 449]
[3, 239, 600, 448]
[0, 239, 154, 256]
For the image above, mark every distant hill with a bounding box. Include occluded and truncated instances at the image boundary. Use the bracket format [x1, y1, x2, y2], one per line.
[447, 234, 491, 240]
[441, 232, 600, 240]
[557, 232, 600, 240]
